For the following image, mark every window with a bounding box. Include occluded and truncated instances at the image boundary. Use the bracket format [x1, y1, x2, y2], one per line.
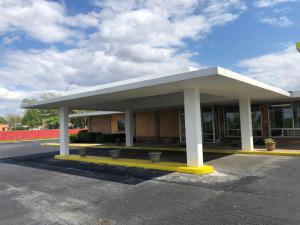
[294, 101, 300, 128]
[224, 104, 262, 137]
[179, 108, 185, 143]
[269, 103, 293, 136]
[224, 106, 240, 136]
[252, 104, 262, 136]
[117, 119, 125, 132]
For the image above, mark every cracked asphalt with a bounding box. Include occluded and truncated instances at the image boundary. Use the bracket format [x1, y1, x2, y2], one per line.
[0, 140, 299, 225]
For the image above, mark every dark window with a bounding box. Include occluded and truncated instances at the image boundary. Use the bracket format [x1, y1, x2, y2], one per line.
[117, 119, 125, 132]
[269, 103, 293, 136]
[224, 104, 262, 136]
[224, 105, 240, 136]
[294, 101, 300, 128]
[252, 104, 262, 136]
[225, 105, 240, 129]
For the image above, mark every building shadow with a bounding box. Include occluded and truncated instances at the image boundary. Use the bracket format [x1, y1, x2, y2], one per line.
[0, 148, 231, 185]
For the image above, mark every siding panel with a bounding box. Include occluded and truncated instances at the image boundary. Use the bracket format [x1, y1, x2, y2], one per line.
[159, 109, 179, 138]
[135, 112, 156, 141]
[89, 116, 111, 133]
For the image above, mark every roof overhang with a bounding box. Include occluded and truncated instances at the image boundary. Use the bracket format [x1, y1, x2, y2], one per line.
[22, 67, 291, 111]
[69, 111, 122, 118]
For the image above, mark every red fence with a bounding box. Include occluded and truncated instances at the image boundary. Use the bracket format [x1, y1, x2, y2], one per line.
[0, 129, 83, 141]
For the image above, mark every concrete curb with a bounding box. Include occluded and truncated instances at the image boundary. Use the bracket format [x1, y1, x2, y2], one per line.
[55, 155, 214, 175]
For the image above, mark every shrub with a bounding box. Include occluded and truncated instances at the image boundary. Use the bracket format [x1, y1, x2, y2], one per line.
[95, 133, 125, 143]
[77, 129, 88, 138]
[70, 134, 79, 143]
[71, 131, 125, 144]
[78, 132, 102, 143]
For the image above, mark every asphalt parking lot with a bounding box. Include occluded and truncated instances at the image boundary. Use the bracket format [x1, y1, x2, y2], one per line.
[0, 141, 299, 225]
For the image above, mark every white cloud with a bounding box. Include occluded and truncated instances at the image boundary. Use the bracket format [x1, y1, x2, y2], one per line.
[0, 0, 99, 43]
[0, 85, 25, 100]
[238, 45, 300, 91]
[259, 16, 293, 27]
[253, 0, 297, 8]
[0, 0, 246, 114]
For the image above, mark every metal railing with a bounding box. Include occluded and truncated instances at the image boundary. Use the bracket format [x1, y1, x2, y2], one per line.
[271, 128, 300, 137]
[225, 128, 262, 137]
[225, 129, 241, 137]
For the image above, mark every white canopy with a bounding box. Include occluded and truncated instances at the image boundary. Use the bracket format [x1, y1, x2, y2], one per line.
[22, 67, 291, 111]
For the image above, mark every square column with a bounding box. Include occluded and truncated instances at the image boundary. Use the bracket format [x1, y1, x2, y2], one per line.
[59, 106, 69, 155]
[184, 88, 203, 167]
[125, 109, 134, 146]
[239, 98, 254, 150]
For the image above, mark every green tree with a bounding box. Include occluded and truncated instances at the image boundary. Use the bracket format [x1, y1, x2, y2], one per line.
[39, 93, 60, 129]
[21, 93, 89, 129]
[70, 117, 87, 128]
[5, 114, 22, 129]
[22, 109, 42, 129]
[21, 93, 60, 129]
[22, 98, 42, 129]
[43, 116, 59, 129]
[0, 116, 7, 124]
[69, 110, 88, 128]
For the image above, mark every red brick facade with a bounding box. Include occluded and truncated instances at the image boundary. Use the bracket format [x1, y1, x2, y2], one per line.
[88, 115, 111, 134]
[88, 110, 180, 143]
[87, 104, 300, 145]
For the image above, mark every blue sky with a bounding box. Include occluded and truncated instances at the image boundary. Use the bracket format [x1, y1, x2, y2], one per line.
[0, 0, 300, 116]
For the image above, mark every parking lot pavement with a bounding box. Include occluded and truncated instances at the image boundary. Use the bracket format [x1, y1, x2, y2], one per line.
[0, 141, 299, 225]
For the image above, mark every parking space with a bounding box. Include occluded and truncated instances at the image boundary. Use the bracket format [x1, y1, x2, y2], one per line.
[0, 141, 299, 225]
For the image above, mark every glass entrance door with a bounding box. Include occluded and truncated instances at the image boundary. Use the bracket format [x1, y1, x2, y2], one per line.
[179, 106, 220, 143]
[202, 107, 214, 142]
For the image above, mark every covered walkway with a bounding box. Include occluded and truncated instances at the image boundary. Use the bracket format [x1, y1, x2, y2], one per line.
[23, 67, 290, 170]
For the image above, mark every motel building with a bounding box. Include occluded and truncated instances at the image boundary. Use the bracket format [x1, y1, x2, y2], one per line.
[23, 67, 300, 172]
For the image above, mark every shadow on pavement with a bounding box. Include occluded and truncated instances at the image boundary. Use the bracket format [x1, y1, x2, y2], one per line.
[0, 148, 231, 185]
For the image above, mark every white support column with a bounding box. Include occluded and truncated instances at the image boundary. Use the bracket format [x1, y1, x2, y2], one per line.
[59, 106, 69, 155]
[184, 88, 203, 167]
[239, 98, 254, 150]
[125, 109, 134, 146]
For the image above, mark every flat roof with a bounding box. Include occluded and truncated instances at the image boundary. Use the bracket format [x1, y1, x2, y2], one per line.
[22, 67, 291, 110]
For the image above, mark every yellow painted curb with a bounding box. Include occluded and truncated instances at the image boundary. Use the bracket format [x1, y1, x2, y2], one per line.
[177, 166, 214, 175]
[203, 149, 300, 156]
[54, 155, 214, 175]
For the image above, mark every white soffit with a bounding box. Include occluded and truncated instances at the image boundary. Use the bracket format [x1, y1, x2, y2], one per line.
[69, 111, 122, 118]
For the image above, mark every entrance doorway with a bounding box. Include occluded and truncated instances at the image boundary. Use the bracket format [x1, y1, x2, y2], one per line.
[179, 106, 220, 143]
[202, 106, 221, 143]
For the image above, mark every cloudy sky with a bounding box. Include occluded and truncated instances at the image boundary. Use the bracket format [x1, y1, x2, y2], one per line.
[0, 0, 299, 116]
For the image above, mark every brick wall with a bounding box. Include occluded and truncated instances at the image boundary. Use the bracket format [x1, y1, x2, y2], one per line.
[159, 109, 180, 142]
[135, 111, 156, 142]
[89, 115, 111, 133]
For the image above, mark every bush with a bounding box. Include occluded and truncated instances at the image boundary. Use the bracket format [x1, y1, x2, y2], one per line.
[77, 129, 88, 138]
[95, 133, 125, 143]
[70, 131, 125, 144]
[70, 134, 79, 143]
[77, 132, 102, 143]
